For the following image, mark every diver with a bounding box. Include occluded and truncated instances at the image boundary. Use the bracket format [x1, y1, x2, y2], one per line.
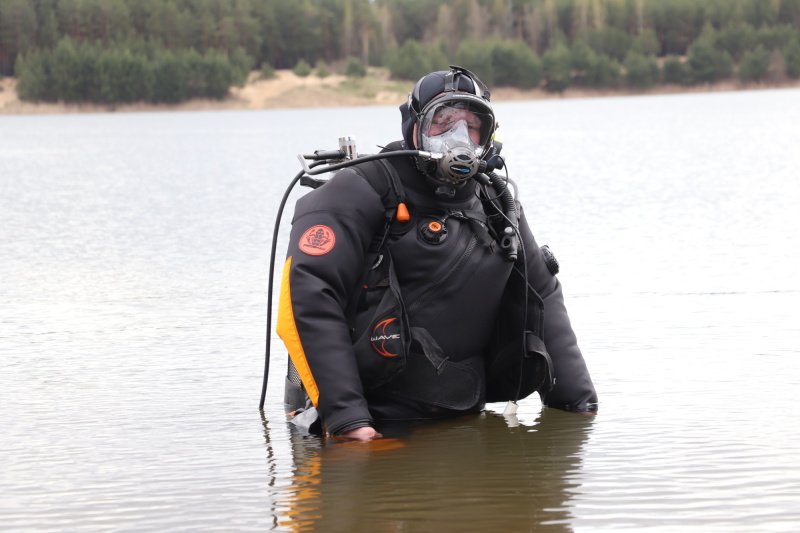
[276, 66, 598, 441]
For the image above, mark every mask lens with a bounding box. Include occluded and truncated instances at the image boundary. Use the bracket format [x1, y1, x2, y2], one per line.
[420, 101, 493, 149]
[429, 108, 480, 136]
[422, 120, 479, 155]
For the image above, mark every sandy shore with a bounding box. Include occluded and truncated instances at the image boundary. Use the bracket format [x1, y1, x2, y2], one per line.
[0, 70, 412, 115]
[2, 69, 799, 115]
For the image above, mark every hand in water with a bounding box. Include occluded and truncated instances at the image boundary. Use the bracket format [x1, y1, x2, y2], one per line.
[340, 426, 382, 441]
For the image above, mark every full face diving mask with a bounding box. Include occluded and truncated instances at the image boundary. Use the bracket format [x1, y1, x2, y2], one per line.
[418, 101, 495, 185]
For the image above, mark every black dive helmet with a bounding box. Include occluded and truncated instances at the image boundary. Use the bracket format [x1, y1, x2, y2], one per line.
[402, 66, 497, 190]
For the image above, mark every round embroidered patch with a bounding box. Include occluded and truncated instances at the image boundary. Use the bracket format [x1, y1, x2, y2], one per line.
[299, 225, 336, 256]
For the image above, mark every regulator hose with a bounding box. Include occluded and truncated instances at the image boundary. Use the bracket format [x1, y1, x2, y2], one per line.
[259, 168, 304, 411]
[476, 171, 519, 262]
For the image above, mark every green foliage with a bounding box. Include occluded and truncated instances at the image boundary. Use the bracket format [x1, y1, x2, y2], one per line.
[97, 47, 154, 103]
[14, 36, 237, 104]
[631, 29, 661, 56]
[15, 51, 58, 102]
[260, 62, 276, 79]
[697, 22, 718, 44]
[315, 60, 331, 78]
[651, 0, 701, 55]
[228, 47, 254, 87]
[293, 59, 312, 78]
[112, 49, 154, 102]
[387, 40, 447, 81]
[490, 40, 542, 89]
[738, 45, 771, 82]
[542, 44, 571, 93]
[0, 0, 38, 76]
[687, 40, 733, 83]
[570, 42, 596, 83]
[756, 24, 799, 52]
[152, 50, 189, 103]
[662, 55, 689, 84]
[715, 23, 757, 62]
[588, 27, 632, 62]
[571, 43, 619, 89]
[192, 50, 237, 99]
[624, 52, 659, 89]
[549, 29, 570, 50]
[51, 37, 82, 103]
[6, 0, 800, 99]
[344, 57, 366, 78]
[590, 54, 622, 88]
[455, 40, 546, 90]
[455, 40, 494, 86]
[785, 39, 800, 79]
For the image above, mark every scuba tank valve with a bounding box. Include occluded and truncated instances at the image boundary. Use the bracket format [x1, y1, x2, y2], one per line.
[339, 136, 357, 160]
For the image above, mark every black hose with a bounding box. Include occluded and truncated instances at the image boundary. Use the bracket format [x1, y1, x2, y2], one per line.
[480, 171, 518, 262]
[487, 171, 517, 222]
[302, 150, 426, 175]
[259, 169, 304, 410]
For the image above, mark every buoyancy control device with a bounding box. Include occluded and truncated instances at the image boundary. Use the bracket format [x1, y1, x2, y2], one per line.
[258, 135, 541, 412]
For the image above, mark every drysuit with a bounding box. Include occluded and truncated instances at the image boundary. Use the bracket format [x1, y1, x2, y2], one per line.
[278, 143, 597, 436]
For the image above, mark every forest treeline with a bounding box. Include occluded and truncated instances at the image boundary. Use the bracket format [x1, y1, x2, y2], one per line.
[1, 0, 800, 105]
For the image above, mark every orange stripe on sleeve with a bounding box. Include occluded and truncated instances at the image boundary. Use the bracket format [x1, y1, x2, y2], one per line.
[276, 256, 321, 407]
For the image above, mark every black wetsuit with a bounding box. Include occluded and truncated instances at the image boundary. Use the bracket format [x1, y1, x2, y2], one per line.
[278, 143, 597, 435]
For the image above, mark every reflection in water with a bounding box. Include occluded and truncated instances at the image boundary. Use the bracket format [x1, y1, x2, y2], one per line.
[263, 409, 594, 532]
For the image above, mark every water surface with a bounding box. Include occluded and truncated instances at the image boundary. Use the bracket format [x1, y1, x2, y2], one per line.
[2, 89, 799, 531]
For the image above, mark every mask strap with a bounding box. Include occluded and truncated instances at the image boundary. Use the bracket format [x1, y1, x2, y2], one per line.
[448, 65, 491, 101]
[444, 69, 458, 93]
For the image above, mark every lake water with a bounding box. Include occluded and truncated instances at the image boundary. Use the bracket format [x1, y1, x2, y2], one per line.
[2, 89, 799, 532]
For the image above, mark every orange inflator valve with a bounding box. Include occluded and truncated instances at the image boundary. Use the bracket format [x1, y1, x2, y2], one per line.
[396, 203, 410, 222]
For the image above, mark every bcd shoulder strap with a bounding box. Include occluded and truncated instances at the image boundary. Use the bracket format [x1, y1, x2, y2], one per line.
[338, 156, 409, 327]
[350, 158, 405, 225]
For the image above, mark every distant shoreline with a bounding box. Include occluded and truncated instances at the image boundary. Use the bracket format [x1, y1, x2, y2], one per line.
[2, 69, 800, 115]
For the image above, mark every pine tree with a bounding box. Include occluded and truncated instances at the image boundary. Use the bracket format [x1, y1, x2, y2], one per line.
[783, 39, 800, 78]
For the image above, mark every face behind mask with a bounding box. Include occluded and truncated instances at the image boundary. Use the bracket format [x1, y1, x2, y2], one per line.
[421, 120, 481, 155]
[421, 120, 482, 186]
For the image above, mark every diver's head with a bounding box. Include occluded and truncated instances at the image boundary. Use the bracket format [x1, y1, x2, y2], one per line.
[400, 66, 496, 192]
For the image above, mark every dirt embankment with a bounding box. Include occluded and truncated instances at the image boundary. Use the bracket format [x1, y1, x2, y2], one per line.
[2, 70, 799, 115]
